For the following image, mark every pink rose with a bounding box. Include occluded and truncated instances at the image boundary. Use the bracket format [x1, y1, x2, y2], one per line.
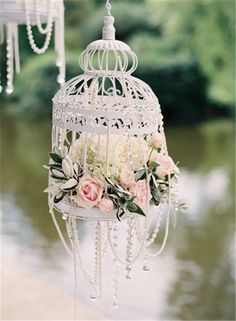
[130, 180, 149, 209]
[119, 170, 136, 188]
[147, 133, 163, 149]
[76, 176, 103, 208]
[151, 154, 175, 179]
[99, 197, 114, 213]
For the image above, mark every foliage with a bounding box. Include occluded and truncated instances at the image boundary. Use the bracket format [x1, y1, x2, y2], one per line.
[0, 0, 234, 122]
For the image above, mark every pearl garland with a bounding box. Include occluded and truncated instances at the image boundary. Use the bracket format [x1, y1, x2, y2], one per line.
[25, 0, 54, 54]
[6, 23, 14, 94]
[1, 0, 65, 93]
[36, 0, 53, 34]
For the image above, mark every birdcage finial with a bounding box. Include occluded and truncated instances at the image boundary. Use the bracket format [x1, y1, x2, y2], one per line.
[102, 0, 115, 40]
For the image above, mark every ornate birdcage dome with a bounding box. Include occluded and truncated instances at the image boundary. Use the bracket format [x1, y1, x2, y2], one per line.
[53, 25, 161, 136]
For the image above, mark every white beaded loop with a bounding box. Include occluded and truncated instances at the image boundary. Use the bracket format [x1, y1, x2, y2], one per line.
[25, 0, 54, 54]
[36, 0, 54, 34]
[1, 0, 65, 92]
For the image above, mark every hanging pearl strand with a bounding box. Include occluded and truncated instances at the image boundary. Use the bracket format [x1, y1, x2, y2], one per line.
[0, 25, 3, 93]
[36, 0, 52, 34]
[13, 24, 20, 74]
[68, 201, 79, 321]
[158, 109, 168, 155]
[0, 73, 2, 93]
[55, 0, 65, 85]
[66, 214, 94, 286]
[142, 203, 164, 272]
[146, 176, 171, 257]
[111, 222, 119, 309]
[25, 0, 54, 54]
[145, 202, 164, 247]
[125, 215, 135, 279]
[6, 23, 14, 94]
[94, 221, 102, 298]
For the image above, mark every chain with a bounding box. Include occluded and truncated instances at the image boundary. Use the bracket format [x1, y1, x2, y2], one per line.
[106, 0, 112, 16]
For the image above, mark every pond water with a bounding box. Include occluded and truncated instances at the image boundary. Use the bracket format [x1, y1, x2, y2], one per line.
[1, 110, 235, 320]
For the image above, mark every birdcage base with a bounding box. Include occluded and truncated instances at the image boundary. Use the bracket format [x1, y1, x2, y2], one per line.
[54, 200, 125, 221]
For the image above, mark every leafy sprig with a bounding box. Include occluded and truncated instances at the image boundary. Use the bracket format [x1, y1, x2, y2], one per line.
[105, 177, 146, 221]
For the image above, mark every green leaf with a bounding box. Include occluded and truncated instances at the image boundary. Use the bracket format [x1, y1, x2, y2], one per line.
[127, 202, 146, 216]
[50, 168, 65, 179]
[127, 202, 137, 212]
[54, 191, 65, 203]
[109, 193, 119, 200]
[151, 188, 162, 202]
[149, 161, 158, 170]
[150, 197, 159, 206]
[116, 209, 121, 222]
[49, 164, 62, 171]
[49, 152, 63, 164]
[118, 197, 128, 208]
[150, 174, 158, 189]
[114, 183, 130, 195]
[51, 175, 68, 181]
[133, 203, 146, 216]
[135, 168, 146, 181]
[105, 176, 115, 187]
[119, 210, 125, 218]
[60, 178, 78, 190]
[53, 146, 62, 156]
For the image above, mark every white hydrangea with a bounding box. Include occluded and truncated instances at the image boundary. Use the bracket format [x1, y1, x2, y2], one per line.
[70, 133, 150, 180]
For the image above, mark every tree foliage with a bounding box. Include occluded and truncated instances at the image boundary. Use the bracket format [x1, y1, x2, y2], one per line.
[1, 0, 234, 122]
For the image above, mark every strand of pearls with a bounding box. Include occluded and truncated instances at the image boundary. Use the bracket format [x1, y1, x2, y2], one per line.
[158, 109, 168, 155]
[146, 175, 171, 257]
[145, 203, 163, 247]
[6, 23, 14, 94]
[0, 74, 2, 93]
[66, 216, 94, 286]
[94, 221, 102, 298]
[0, 25, 3, 92]
[125, 214, 135, 279]
[70, 203, 78, 320]
[105, 120, 110, 193]
[54, 0, 65, 85]
[13, 24, 20, 74]
[142, 252, 150, 272]
[36, 0, 53, 34]
[111, 222, 119, 308]
[25, 0, 54, 54]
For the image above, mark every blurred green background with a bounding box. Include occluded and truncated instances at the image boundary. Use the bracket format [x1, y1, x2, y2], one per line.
[0, 0, 235, 124]
[0, 0, 235, 320]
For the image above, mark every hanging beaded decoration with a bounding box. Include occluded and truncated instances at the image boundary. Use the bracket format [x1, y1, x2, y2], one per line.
[44, 0, 186, 315]
[0, 0, 65, 94]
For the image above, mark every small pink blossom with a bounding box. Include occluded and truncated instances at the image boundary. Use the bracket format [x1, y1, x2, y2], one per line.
[76, 176, 103, 208]
[130, 180, 149, 209]
[99, 197, 114, 213]
[119, 170, 136, 188]
[151, 154, 175, 179]
[147, 133, 163, 149]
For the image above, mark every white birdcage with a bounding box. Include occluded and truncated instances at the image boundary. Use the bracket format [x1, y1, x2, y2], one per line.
[0, 0, 65, 94]
[45, 0, 185, 311]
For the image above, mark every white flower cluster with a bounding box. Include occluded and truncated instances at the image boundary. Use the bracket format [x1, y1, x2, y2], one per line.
[71, 134, 150, 180]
